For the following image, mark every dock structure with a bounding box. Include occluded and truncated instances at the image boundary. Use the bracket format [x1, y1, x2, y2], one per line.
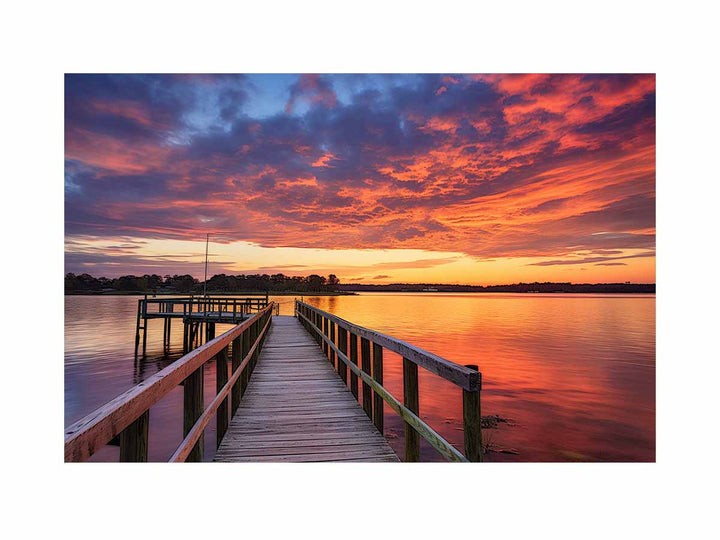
[134, 295, 270, 356]
[214, 316, 398, 462]
[65, 300, 482, 463]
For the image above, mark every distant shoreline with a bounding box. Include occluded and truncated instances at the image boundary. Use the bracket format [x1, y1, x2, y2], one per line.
[64, 288, 655, 296]
[66, 273, 655, 296]
[64, 290, 357, 296]
[339, 283, 655, 294]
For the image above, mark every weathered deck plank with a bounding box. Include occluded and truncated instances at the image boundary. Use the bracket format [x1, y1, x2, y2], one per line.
[214, 315, 399, 463]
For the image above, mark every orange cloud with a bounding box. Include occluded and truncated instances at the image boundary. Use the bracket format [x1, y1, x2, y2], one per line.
[65, 74, 655, 283]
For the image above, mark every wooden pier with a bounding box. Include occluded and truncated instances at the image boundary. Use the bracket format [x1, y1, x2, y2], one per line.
[134, 295, 270, 356]
[65, 300, 482, 463]
[215, 316, 398, 462]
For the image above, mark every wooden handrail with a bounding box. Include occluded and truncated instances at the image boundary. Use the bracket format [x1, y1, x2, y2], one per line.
[295, 301, 479, 391]
[65, 303, 274, 462]
[142, 295, 268, 300]
[142, 297, 269, 308]
[169, 313, 272, 462]
[296, 308, 469, 462]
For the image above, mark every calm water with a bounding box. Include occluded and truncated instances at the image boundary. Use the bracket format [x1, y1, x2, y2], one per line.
[65, 293, 655, 462]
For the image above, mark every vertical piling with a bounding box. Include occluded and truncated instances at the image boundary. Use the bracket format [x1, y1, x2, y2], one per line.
[337, 326, 348, 384]
[372, 343, 384, 434]
[462, 365, 483, 462]
[361, 337, 372, 419]
[231, 336, 242, 413]
[349, 333, 359, 399]
[183, 367, 204, 462]
[119, 410, 149, 462]
[216, 346, 228, 448]
[134, 299, 142, 356]
[403, 358, 420, 462]
[141, 294, 148, 356]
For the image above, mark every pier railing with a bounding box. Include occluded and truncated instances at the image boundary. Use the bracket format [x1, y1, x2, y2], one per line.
[135, 294, 270, 356]
[295, 300, 482, 462]
[139, 295, 269, 318]
[65, 303, 275, 462]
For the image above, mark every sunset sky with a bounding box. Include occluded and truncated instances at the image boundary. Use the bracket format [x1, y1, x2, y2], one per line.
[65, 74, 655, 285]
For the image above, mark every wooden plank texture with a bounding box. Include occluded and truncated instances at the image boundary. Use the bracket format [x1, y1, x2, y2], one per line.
[296, 308, 468, 462]
[214, 316, 398, 463]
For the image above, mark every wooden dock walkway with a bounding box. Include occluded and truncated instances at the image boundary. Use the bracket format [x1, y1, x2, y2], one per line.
[65, 301, 483, 463]
[214, 316, 398, 462]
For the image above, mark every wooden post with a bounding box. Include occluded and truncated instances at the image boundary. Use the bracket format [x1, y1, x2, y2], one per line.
[349, 332, 359, 399]
[141, 295, 148, 356]
[240, 325, 250, 395]
[183, 321, 189, 354]
[463, 364, 483, 462]
[119, 410, 149, 462]
[322, 317, 329, 357]
[329, 321, 336, 368]
[134, 299, 142, 355]
[163, 317, 168, 349]
[361, 337, 372, 419]
[216, 346, 229, 448]
[403, 358, 419, 462]
[183, 367, 204, 462]
[372, 343, 384, 434]
[231, 336, 242, 413]
[255, 318, 262, 370]
[249, 319, 258, 374]
[337, 326, 348, 384]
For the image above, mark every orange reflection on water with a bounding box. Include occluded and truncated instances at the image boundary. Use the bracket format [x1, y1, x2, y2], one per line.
[303, 293, 655, 462]
[65, 293, 654, 462]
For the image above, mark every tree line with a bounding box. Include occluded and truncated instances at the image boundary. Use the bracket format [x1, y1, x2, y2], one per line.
[65, 272, 341, 294]
[65, 273, 654, 295]
[338, 281, 655, 293]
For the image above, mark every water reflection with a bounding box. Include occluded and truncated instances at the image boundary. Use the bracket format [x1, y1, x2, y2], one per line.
[65, 293, 655, 462]
[302, 293, 655, 462]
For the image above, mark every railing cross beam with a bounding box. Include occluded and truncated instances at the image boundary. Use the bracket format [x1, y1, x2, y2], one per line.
[294, 300, 481, 463]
